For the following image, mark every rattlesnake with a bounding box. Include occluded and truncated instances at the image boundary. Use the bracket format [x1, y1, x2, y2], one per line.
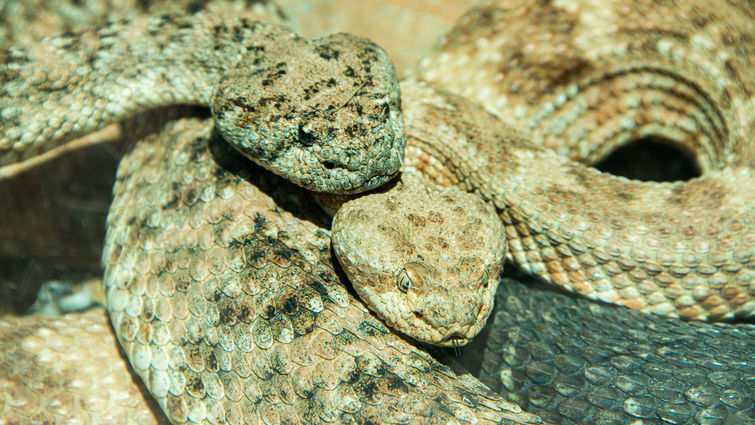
[0, 4, 538, 424]
[1, 0, 755, 422]
[329, 0, 755, 343]
[411, 0, 755, 320]
[0, 8, 404, 193]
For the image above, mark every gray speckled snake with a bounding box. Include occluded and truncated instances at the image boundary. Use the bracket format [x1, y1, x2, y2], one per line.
[1, 0, 754, 424]
[0, 4, 537, 424]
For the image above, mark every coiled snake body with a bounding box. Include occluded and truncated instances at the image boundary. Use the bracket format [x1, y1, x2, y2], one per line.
[1, 0, 754, 424]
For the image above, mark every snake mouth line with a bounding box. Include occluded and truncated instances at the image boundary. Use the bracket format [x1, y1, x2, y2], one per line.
[440, 333, 472, 347]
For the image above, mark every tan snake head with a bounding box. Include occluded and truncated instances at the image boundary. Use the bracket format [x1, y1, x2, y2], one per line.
[212, 30, 406, 194]
[332, 173, 506, 346]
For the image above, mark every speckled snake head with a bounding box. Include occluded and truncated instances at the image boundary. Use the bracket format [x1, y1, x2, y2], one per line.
[332, 173, 506, 346]
[211, 29, 405, 194]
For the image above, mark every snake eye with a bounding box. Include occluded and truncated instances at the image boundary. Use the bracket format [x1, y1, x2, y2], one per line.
[396, 268, 412, 293]
[479, 267, 490, 287]
[468, 266, 490, 288]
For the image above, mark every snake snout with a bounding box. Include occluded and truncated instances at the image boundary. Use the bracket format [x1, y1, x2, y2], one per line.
[410, 294, 488, 345]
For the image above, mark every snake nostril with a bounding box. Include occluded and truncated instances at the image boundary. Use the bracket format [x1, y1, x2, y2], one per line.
[322, 161, 336, 170]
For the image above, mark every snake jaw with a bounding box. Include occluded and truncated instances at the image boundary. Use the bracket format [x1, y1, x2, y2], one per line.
[427, 306, 486, 348]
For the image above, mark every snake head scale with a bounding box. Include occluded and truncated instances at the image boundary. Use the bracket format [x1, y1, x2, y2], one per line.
[211, 31, 406, 194]
[332, 173, 506, 346]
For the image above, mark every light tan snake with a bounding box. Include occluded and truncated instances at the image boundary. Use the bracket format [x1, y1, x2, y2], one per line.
[328, 0, 755, 347]
[2, 0, 755, 424]
[406, 0, 755, 322]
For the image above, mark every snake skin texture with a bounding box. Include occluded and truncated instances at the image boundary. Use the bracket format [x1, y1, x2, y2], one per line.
[0, 8, 405, 194]
[475, 276, 755, 425]
[0, 1, 289, 47]
[2, 1, 755, 424]
[413, 0, 755, 321]
[0, 2, 283, 315]
[1, 5, 279, 164]
[100, 116, 539, 424]
[0, 0, 471, 75]
[0, 308, 170, 424]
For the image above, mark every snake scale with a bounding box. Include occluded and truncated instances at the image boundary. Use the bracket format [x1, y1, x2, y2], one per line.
[1, 0, 754, 424]
[411, 0, 755, 322]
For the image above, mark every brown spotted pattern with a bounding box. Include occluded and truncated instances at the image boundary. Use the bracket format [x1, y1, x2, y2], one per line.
[332, 172, 506, 346]
[412, 0, 755, 320]
[101, 117, 540, 424]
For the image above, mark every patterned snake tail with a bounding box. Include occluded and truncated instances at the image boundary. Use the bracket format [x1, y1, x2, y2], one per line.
[0, 10, 405, 193]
